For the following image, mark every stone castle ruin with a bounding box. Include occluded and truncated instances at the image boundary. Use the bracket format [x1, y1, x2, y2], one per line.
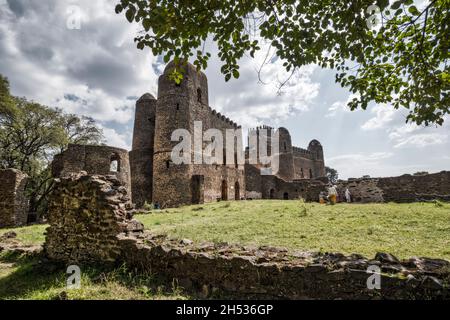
[48, 61, 328, 209]
[2, 61, 450, 228]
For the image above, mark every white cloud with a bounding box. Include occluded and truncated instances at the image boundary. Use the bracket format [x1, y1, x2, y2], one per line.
[361, 104, 395, 130]
[327, 152, 394, 179]
[325, 93, 359, 118]
[206, 41, 320, 129]
[100, 126, 130, 150]
[388, 120, 449, 149]
[392, 133, 448, 148]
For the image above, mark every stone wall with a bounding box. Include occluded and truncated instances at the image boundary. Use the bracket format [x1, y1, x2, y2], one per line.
[44, 173, 142, 264]
[337, 171, 450, 203]
[52, 144, 131, 196]
[120, 234, 449, 300]
[44, 173, 449, 299]
[0, 169, 29, 228]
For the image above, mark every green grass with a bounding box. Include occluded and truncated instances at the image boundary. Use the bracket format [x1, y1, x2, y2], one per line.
[136, 200, 450, 260]
[0, 224, 47, 246]
[0, 251, 188, 300]
[1, 200, 449, 261]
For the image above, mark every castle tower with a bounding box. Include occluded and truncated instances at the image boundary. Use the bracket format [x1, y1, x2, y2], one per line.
[308, 139, 326, 178]
[276, 127, 295, 181]
[152, 61, 209, 208]
[129, 93, 156, 208]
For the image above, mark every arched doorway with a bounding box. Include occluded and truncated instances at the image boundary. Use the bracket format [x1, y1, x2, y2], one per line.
[234, 181, 240, 200]
[283, 192, 289, 200]
[221, 180, 228, 201]
[270, 189, 275, 199]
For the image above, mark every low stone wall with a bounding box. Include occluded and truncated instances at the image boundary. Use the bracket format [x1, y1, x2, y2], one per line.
[44, 173, 143, 264]
[0, 169, 29, 228]
[120, 234, 449, 299]
[337, 171, 450, 203]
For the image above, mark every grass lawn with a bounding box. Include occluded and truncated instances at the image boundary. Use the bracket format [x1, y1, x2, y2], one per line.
[0, 251, 188, 300]
[137, 200, 450, 261]
[1, 200, 449, 261]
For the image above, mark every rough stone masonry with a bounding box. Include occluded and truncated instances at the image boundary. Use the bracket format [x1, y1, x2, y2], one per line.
[44, 172, 143, 264]
[44, 173, 449, 299]
[0, 169, 29, 228]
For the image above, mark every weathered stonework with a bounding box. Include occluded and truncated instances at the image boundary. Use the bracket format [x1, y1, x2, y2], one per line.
[52, 144, 132, 196]
[120, 234, 449, 300]
[44, 174, 449, 299]
[0, 169, 29, 228]
[44, 173, 142, 264]
[130, 62, 326, 208]
[337, 171, 450, 203]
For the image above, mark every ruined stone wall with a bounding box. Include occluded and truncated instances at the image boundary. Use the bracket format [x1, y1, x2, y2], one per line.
[337, 171, 450, 203]
[44, 173, 143, 264]
[0, 169, 29, 228]
[52, 144, 131, 196]
[120, 234, 449, 300]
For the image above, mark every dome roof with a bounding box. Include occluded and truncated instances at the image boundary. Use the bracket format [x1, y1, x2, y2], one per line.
[137, 93, 156, 102]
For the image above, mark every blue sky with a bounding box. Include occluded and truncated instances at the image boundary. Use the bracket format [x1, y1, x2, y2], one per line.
[0, 0, 448, 179]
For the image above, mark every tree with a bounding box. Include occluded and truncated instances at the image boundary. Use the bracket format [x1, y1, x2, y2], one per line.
[0, 75, 104, 215]
[326, 166, 339, 184]
[116, 0, 449, 126]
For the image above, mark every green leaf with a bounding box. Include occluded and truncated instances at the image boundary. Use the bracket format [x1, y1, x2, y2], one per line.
[126, 8, 135, 23]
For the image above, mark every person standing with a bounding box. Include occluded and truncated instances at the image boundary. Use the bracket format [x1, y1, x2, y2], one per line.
[345, 188, 352, 203]
[327, 185, 338, 205]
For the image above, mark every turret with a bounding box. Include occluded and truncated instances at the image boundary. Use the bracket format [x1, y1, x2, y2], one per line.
[308, 139, 325, 178]
[153, 61, 209, 208]
[129, 93, 157, 208]
[276, 127, 295, 181]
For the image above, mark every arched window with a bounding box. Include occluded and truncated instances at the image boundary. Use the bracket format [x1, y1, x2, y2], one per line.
[176, 103, 180, 110]
[166, 160, 171, 169]
[309, 169, 313, 179]
[197, 88, 202, 103]
[110, 154, 120, 172]
[284, 142, 287, 152]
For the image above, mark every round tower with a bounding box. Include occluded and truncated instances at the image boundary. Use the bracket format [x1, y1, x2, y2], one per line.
[276, 127, 295, 181]
[132, 93, 157, 150]
[153, 61, 209, 208]
[308, 139, 325, 178]
[129, 93, 157, 208]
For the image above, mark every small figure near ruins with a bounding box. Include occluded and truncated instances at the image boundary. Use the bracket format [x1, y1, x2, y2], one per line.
[345, 188, 352, 203]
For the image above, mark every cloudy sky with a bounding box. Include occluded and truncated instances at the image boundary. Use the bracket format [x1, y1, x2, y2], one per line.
[1, 0, 448, 179]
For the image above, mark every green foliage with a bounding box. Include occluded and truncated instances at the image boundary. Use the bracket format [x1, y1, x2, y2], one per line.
[116, 0, 449, 126]
[0, 75, 104, 215]
[325, 166, 339, 184]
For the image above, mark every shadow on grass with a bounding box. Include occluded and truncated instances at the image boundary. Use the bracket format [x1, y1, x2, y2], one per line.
[0, 251, 189, 300]
[0, 251, 68, 299]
